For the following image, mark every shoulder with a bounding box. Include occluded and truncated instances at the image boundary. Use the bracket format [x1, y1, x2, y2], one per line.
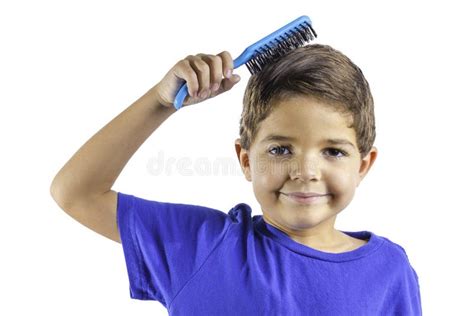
[377, 234, 413, 261]
[374, 234, 422, 308]
[373, 233, 419, 279]
[227, 203, 253, 222]
[118, 192, 256, 230]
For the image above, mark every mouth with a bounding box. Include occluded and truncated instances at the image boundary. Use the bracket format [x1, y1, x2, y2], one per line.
[284, 192, 329, 198]
[280, 192, 332, 205]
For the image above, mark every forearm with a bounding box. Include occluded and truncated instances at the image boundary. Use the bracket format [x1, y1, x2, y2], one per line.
[50, 86, 176, 205]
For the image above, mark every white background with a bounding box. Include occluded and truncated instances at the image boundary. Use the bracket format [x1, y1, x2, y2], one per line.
[1, 0, 473, 315]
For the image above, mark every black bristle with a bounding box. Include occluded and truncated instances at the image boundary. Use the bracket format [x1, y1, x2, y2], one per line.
[245, 22, 317, 75]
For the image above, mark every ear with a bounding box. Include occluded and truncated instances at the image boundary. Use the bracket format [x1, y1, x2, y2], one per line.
[234, 138, 252, 182]
[357, 146, 378, 186]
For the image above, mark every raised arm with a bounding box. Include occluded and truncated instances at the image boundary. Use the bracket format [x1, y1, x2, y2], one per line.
[50, 51, 240, 242]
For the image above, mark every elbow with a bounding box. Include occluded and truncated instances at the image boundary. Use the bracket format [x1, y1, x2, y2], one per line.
[50, 176, 72, 209]
[50, 177, 97, 211]
[50, 179, 65, 207]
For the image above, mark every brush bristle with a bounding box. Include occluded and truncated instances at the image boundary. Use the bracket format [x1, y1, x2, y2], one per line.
[245, 22, 317, 75]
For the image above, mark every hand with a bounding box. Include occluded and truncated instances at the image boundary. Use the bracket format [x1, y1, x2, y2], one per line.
[151, 51, 241, 108]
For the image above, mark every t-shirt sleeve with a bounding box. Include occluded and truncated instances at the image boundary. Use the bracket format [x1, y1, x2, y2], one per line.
[392, 244, 423, 315]
[116, 192, 232, 307]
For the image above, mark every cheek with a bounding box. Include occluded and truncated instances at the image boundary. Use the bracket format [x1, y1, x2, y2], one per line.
[251, 159, 287, 192]
[327, 167, 358, 195]
[323, 168, 358, 212]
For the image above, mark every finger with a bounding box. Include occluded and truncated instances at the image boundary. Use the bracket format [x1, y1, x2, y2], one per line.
[201, 54, 223, 93]
[174, 59, 199, 98]
[187, 55, 211, 98]
[217, 51, 234, 79]
[214, 73, 241, 96]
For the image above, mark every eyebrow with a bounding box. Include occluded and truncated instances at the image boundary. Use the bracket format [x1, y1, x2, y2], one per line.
[261, 134, 355, 148]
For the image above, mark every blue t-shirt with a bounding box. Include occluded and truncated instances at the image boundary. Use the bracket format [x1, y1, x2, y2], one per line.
[117, 192, 422, 315]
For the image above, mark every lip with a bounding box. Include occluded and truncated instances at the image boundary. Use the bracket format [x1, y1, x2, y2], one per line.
[285, 192, 329, 198]
[281, 192, 331, 205]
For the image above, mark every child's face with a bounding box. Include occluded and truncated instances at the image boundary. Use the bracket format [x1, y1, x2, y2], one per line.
[235, 95, 377, 239]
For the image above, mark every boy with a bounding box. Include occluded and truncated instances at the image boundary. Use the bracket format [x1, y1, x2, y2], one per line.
[50, 44, 422, 315]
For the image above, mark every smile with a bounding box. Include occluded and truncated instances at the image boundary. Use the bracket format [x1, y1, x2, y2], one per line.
[280, 192, 331, 205]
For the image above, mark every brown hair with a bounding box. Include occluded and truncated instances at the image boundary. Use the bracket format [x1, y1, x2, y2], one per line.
[239, 43, 376, 158]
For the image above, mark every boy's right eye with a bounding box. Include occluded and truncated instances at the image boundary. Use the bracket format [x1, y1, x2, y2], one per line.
[269, 146, 291, 156]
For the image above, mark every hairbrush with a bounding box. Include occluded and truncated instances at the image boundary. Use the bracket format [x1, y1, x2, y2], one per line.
[173, 15, 317, 110]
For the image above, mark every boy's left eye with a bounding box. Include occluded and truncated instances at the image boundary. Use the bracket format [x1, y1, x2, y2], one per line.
[325, 148, 347, 158]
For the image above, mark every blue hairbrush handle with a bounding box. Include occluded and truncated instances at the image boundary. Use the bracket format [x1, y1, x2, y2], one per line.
[173, 15, 312, 110]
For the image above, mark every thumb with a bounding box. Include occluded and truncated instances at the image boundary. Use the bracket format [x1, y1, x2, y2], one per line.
[215, 74, 241, 95]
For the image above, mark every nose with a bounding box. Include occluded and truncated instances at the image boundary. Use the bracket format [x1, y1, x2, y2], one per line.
[289, 154, 321, 182]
